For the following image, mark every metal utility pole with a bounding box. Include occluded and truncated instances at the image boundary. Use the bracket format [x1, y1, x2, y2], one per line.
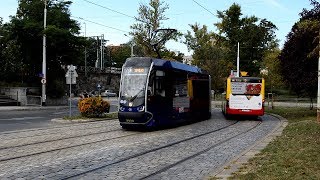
[237, 42, 240, 77]
[41, 0, 47, 106]
[130, 42, 135, 57]
[84, 22, 87, 77]
[100, 34, 103, 69]
[95, 36, 99, 68]
[317, 29, 320, 122]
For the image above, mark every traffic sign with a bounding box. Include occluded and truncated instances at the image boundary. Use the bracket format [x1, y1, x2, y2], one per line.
[41, 78, 46, 84]
[65, 65, 78, 84]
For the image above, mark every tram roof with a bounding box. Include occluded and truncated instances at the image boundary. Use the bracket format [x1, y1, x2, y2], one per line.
[126, 57, 204, 74]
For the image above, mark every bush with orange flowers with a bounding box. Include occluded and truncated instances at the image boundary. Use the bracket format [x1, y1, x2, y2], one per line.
[78, 96, 110, 118]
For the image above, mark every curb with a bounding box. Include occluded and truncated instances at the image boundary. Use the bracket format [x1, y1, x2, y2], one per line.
[0, 106, 70, 111]
[51, 117, 112, 123]
[209, 113, 288, 179]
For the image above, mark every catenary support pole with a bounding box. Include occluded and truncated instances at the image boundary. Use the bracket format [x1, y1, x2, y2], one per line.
[317, 30, 320, 122]
[84, 22, 87, 77]
[237, 42, 240, 77]
[69, 74, 72, 117]
[41, 0, 47, 106]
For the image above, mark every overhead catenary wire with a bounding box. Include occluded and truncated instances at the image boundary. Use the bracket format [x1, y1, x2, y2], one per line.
[81, 0, 151, 25]
[192, 0, 265, 17]
[192, 0, 216, 16]
[71, 16, 129, 33]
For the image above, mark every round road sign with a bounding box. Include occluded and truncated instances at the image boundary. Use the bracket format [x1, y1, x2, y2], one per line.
[41, 78, 46, 84]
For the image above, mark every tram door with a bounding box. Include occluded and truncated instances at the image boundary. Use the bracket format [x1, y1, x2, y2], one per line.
[147, 70, 170, 123]
[189, 77, 211, 119]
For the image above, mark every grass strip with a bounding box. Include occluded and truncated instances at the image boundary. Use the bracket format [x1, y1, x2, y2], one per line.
[229, 107, 320, 179]
[63, 112, 118, 120]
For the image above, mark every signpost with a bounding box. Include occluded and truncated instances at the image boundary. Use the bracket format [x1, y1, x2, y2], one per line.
[97, 83, 101, 96]
[66, 65, 78, 117]
[318, 30, 320, 123]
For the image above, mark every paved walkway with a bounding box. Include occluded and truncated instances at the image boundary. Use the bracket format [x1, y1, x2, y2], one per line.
[0, 100, 290, 179]
[0, 109, 283, 179]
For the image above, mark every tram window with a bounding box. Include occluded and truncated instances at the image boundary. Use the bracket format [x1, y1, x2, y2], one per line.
[147, 86, 152, 96]
[156, 70, 165, 76]
[155, 79, 165, 96]
[154, 71, 166, 97]
[174, 80, 187, 97]
[193, 80, 209, 99]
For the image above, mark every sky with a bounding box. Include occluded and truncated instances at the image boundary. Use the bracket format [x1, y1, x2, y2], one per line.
[0, 0, 314, 55]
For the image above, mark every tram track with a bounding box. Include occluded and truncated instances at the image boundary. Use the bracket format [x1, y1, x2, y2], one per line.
[0, 127, 122, 150]
[0, 128, 142, 163]
[61, 120, 241, 179]
[0, 111, 283, 179]
[141, 120, 262, 179]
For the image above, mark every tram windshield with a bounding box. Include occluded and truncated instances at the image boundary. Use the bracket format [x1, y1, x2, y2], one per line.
[120, 67, 150, 101]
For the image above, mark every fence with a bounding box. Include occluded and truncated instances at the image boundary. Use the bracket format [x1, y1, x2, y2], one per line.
[77, 66, 122, 74]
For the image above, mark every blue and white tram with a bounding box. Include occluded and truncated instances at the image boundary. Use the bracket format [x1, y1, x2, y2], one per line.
[118, 57, 211, 129]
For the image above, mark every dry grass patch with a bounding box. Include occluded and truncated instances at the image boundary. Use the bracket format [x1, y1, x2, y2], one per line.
[230, 107, 320, 180]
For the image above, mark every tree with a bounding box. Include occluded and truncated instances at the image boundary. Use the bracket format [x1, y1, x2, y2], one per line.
[105, 44, 131, 68]
[184, 4, 278, 92]
[1, 0, 85, 97]
[130, 0, 180, 58]
[215, 3, 278, 76]
[260, 49, 284, 93]
[0, 18, 25, 84]
[279, 0, 320, 102]
[184, 24, 229, 92]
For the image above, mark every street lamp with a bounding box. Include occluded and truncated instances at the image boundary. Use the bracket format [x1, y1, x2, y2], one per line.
[84, 22, 87, 77]
[41, 0, 47, 106]
[100, 35, 109, 69]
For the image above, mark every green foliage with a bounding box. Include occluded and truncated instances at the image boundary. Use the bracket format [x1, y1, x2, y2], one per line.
[184, 24, 229, 92]
[130, 0, 168, 56]
[260, 49, 284, 92]
[78, 97, 110, 118]
[0, 0, 85, 98]
[231, 107, 320, 180]
[279, 0, 320, 98]
[184, 3, 278, 92]
[130, 0, 182, 58]
[106, 44, 131, 68]
[161, 49, 184, 62]
[215, 3, 278, 76]
[47, 79, 65, 98]
[84, 37, 101, 67]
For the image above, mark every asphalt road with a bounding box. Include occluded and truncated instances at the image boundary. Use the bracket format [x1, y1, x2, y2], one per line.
[0, 108, 78, 132]
[0, 98, 118, 133]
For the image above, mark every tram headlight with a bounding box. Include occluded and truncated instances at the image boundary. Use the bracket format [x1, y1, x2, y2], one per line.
[137, 106, 145, 112]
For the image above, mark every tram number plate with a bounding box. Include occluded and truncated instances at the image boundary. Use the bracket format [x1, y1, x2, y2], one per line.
[126, 119, 135, 123]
